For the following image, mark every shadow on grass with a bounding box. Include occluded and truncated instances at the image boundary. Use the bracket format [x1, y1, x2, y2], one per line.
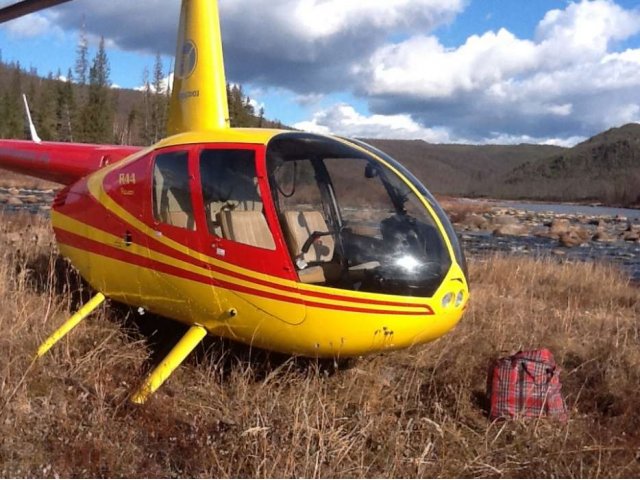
[109, 302, 354, 385]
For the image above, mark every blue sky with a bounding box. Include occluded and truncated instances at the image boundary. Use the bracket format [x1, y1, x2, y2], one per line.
[1, 0, 640, 145]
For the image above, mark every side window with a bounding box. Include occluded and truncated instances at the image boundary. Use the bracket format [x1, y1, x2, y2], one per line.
[200, 149, 275, 250]
[152, 151, 195, 230]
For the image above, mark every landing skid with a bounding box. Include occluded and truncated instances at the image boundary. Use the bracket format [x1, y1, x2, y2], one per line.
[36, 292, 207, 404]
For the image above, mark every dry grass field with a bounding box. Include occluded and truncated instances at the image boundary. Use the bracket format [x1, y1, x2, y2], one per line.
[0, 211, 639, 478]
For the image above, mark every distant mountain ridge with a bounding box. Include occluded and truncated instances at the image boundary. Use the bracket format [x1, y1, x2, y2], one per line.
[363, 139, 564, 197]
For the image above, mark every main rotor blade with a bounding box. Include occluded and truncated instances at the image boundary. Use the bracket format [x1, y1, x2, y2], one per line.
[0, 0, 73, 24]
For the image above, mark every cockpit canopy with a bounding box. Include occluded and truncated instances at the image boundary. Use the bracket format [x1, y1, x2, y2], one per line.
[144, 131, 464, 298]
[266, 133, 462, 297]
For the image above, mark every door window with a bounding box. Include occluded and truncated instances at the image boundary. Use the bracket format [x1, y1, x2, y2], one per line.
[199, 149, 275, 250]
[152, 150, 195, 230]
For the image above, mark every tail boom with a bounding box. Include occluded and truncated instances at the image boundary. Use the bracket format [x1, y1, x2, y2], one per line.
[0, 140, 141, 185]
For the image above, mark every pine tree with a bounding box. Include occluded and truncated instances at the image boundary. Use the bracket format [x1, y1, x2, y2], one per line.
[122, 107, 138, 145]
[150, 52, 167, 142]
[139, 54, 169, 145]
[229, 84, 252, 127]
[3, 64, 24, 139]
[75, 21, 89, 86]
[80, 37, 114, 143]
[140, 66, 152, 144]
[54, 69, 76, 141]
[34, 73, 57, 140]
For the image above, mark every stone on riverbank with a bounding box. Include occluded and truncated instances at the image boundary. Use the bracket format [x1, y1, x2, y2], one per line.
[458, 213, 489, 231]
[493, 224, 530, 237]
[592, 230, 616, 242]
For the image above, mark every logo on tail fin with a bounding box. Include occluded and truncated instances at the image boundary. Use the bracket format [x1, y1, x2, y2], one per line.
[177, 40, 197, 79]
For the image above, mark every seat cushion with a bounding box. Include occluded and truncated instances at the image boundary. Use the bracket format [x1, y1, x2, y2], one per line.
[282, 210, 334, 263]
[218, 210, 275, 250]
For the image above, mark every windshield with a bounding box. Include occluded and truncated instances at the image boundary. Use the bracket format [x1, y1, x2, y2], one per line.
[267, 133, 454, 297]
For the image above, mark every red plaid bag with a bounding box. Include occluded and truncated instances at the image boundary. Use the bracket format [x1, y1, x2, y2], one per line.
[487, 349, 567, 421]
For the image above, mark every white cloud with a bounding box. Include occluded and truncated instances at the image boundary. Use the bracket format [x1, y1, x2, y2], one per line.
[5, 12, 62, 38]
[295, 103, 587, 146]
[365, 29, 539, 98]
[135, 73, 173, 94]
[482, 133, 586, 148]
[360, 0, 640, 141]
[291, 0, 464, 38]
[294, 104, 454, 143]
[536, 0, 640, 62]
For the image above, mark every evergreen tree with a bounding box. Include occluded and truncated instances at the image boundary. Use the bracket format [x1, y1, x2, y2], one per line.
[140, 66, 152, 144]
[54, 69, 76, 141]
[75, 22, 89, 86]
[139, 54, 169, 145]
[228, 84, 255, 127]
[122, 107, 138, 145]
[34, 73, 57, 140]
[80, 37, 114, 143]
[3, 64, 24, 139]
[150, 52, 167, 142]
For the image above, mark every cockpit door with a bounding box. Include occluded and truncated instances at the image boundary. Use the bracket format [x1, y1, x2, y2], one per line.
[192, 144, 305, 325]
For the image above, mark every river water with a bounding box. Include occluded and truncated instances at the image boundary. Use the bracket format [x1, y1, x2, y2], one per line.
[500, 201, 640, 221]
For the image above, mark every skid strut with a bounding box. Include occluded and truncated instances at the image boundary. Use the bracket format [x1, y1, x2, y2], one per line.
[130, 325, 207, 404]
[36, 293, 106, 358]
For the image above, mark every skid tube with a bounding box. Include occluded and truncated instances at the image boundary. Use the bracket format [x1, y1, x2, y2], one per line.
[36, 292, 106, 358]
[130, 325, 208, 404]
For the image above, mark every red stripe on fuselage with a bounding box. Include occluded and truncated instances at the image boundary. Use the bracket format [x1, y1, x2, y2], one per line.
[54, 228, 434, 316]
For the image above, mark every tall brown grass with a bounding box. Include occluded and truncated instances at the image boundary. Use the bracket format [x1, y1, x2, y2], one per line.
[0, 211, 639, 478]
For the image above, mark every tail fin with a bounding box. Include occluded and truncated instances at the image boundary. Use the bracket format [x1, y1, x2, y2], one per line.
[22, 94, 42, 143]
[167, 0, 230, 135]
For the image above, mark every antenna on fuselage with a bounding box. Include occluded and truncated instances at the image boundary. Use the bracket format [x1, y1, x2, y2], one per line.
[167, 0, 231, 135]
[22, 94, 42, 143]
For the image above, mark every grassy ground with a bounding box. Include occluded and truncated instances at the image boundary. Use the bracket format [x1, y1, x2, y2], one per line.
[0, 211, 639, 478]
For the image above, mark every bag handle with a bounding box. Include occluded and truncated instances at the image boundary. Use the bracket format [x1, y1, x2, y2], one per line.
[519, 360, 555, 386]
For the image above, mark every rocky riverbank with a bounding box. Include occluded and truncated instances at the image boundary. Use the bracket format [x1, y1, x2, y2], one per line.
[0, 186, 56, 214]
[447, 199, 640, 283]
[453, 205, 640, 247]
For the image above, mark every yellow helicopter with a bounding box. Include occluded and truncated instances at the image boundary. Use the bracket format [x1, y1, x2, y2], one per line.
[0, 0, 469, 403]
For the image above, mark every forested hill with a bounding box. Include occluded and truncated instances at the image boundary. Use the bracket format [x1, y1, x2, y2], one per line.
[363, 139, 564, 198]
[502, 123, 640, 206]
[364, 130, 640, 207]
